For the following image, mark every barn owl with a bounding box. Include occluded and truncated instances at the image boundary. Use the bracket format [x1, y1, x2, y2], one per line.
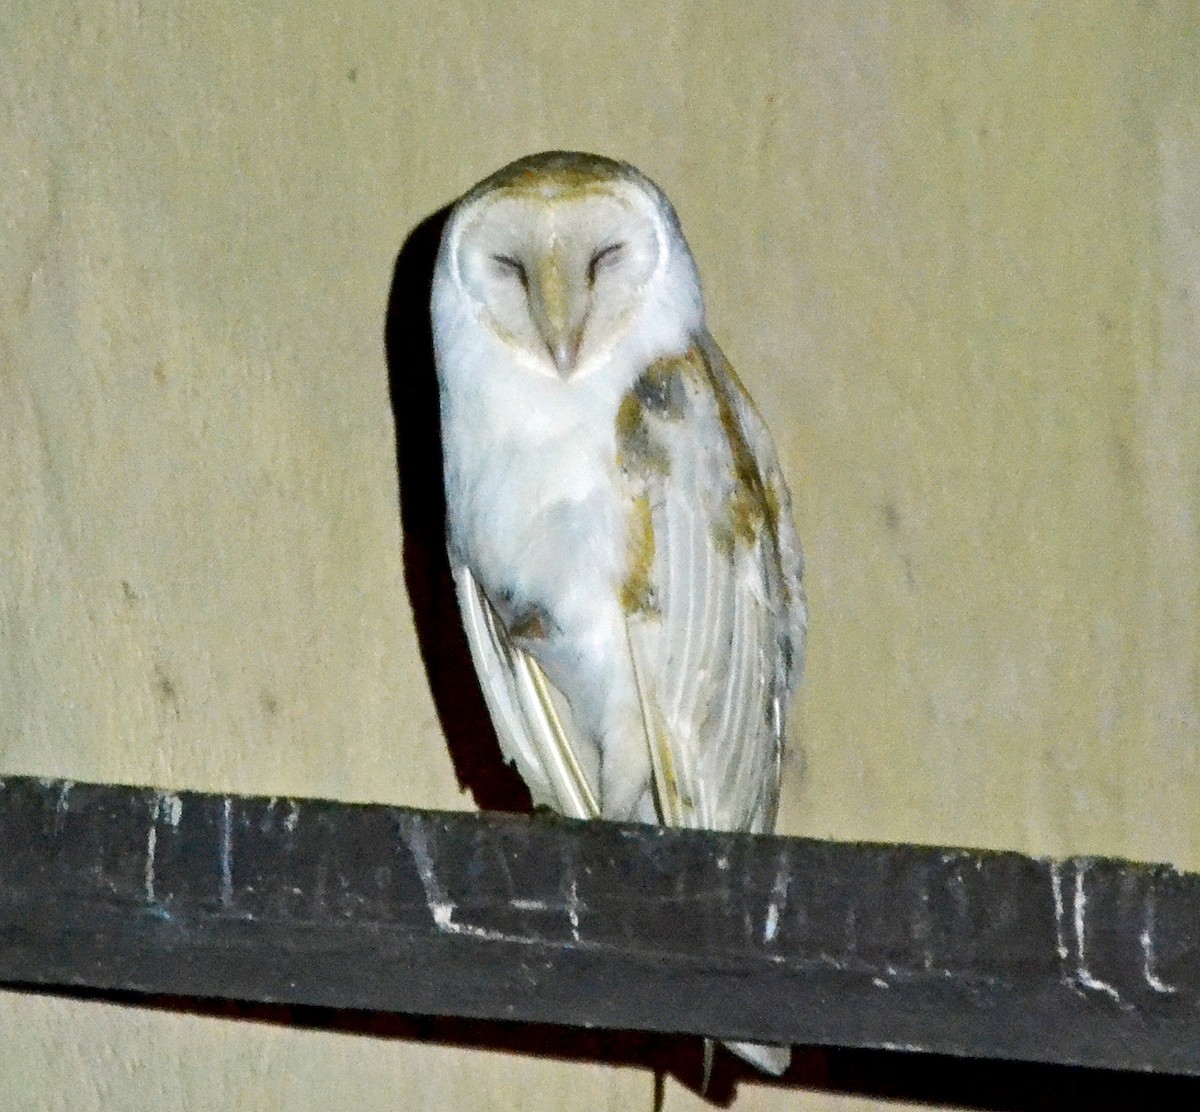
[431, 151, 806, 1076]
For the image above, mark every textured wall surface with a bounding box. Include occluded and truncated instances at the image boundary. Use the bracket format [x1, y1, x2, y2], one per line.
[2, 2, 1197, 1108]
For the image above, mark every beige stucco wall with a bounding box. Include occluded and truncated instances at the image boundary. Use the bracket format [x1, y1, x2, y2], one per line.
[2, 3, 1196, 1108]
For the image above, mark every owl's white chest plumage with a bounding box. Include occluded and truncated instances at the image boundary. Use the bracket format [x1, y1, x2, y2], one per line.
[444, 360, 626, 644]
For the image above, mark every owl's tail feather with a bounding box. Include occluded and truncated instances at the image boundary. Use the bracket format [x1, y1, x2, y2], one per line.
[701, 1038, 715, 1094]
[723, 1039, 791, 1076]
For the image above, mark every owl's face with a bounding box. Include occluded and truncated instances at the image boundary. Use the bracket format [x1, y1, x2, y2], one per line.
[437, 153, 703, 381]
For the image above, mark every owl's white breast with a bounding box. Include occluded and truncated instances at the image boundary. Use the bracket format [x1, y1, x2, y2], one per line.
[435, 323, 632, 634]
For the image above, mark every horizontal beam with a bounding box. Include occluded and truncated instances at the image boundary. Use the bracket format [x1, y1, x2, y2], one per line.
[1, 776, 1197, 1075]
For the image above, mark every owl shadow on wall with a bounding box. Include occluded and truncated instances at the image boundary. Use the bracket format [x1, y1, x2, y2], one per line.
[384, 206, 532, 815]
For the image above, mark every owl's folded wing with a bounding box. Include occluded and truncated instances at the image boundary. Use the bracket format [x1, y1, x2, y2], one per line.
[622, 338, 802, 834]
[454, 564, 601, 820]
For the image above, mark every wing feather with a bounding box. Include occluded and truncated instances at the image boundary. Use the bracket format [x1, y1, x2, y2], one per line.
[454, 565, 600, 820]
[622, 336, 804, 835]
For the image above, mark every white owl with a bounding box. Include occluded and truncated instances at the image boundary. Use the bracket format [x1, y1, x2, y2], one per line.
[431, 151, 806, 1076]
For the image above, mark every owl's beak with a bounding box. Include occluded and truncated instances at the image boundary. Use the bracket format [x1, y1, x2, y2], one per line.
[528, 248, 587, 377]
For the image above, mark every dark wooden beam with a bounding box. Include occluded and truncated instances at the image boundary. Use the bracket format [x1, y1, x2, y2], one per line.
[1, 775, 1198, 1075]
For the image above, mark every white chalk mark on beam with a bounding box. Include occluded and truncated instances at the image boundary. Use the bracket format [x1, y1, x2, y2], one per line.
[1070, 862, 1122, 1003]
[1140, 886, 1178, 995]
[145, 817, 157, 903]
[219, 798, 233, 907]
[159, 792, 183, 827]
[145, 793, 184, 906]
[402, 820, 541, 945]
[567, 878, 581, 943]
[764, 857, 790, 943]
[1050, 862, 1069, 962]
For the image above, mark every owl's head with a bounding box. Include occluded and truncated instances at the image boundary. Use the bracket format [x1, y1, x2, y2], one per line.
[433, 152, 703, 381]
